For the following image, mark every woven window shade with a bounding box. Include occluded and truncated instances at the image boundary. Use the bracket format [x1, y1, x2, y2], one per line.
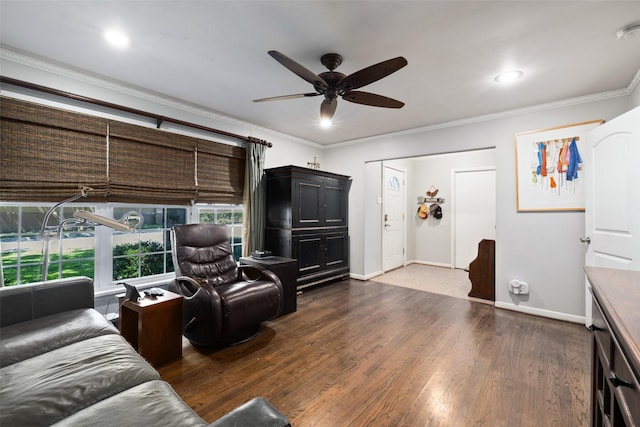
[196, 140, 245, 204]
[0, 97, 108, 202]
[108, 122, 197, 204]
[1, 96, 246, 205]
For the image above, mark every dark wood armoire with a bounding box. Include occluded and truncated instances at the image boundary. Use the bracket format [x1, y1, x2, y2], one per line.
[264, 165, 351, 289]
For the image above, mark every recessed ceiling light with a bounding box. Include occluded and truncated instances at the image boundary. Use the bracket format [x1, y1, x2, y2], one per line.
[494, 70, 523, 84]
[103, 29, 130, 49]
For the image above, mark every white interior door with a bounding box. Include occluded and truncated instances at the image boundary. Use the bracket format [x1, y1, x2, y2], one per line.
[584, 106, 640, 325]
[453, 168, 496, 269]
[382, 166, 405, 272]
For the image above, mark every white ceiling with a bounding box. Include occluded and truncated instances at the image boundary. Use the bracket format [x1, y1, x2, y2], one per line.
[1, 1, 639, 146]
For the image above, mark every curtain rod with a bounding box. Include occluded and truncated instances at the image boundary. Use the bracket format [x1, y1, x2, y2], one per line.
[0, 76, 272, 147]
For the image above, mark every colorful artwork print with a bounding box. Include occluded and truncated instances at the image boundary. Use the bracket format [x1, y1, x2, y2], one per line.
[530, 136, 581, 194]
[515, 120, 602, 212]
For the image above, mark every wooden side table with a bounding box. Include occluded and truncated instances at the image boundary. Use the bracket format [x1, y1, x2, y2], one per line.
[119, 290, 183, 367]
[239, 256, 297, 316]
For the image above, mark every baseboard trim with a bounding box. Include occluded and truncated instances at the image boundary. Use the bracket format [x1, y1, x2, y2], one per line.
[350, 271, 382, 281]
[406, 260, 452, 268]
[495, 301, 585, 324]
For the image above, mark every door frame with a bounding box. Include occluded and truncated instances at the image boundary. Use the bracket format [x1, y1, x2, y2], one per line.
[381, 164, 406, 273]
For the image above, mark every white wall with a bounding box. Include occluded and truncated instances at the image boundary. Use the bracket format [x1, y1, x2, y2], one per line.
[324, 96, 631, 322]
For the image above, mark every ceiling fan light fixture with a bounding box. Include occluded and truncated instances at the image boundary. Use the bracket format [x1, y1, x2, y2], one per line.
[494, 70, 523, 84]
[259, 51, 407, 123]
[319, 118, 332, 128]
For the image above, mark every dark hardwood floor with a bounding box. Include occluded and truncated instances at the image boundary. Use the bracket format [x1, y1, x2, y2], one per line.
[158, 279, 591, 426]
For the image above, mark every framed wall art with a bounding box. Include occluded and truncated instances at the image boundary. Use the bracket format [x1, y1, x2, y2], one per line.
[515, 119, 602, 212]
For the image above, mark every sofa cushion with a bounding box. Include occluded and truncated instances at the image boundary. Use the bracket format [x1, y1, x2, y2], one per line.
[210, 397, 291, 427]
[0, 276, 94, 327]
[0, 334, 159, 427]
[51, 380, 208, 427]
[0, 308, 118, 368]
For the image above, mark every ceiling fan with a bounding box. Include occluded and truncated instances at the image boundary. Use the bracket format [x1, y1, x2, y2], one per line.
[254, 50, 408, 122]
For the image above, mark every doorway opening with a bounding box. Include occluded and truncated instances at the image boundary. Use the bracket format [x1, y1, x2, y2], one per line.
[369, 149, 496, 294]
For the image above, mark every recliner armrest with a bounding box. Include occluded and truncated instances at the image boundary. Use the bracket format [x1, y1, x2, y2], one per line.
[238, 265, 282, 289]
[170, 276, 224, 345]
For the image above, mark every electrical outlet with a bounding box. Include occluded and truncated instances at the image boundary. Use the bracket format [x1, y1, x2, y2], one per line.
[509, 279, 529, 295]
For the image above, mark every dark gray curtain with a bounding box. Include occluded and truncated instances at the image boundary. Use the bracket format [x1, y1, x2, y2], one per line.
[242, 142, 267, 256]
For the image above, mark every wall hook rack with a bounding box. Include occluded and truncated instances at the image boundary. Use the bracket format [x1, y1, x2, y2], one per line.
[417, 196, 445, 204]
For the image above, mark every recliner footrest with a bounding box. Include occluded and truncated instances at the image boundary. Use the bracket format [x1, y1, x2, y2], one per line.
[209, 397, 290, 427]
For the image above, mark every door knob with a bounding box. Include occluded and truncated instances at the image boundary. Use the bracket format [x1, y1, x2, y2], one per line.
[580, 237, 591, 244]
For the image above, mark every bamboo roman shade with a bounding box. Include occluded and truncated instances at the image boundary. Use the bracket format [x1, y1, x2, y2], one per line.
[0, 97, 245, 204]
[108, 122, 196, 204]
[196, 141, 245, 204]
[0, 97, 108, 202]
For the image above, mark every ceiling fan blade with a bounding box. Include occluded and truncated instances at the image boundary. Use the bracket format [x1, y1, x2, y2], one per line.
[320, 98, 338, 120]
[341, 91, 405, 108]
[253, 93, 320, 102]
[338, 57, 408, 91]
[268, 51, 328, 89]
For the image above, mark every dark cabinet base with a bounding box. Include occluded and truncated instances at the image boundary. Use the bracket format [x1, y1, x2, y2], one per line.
[265, 228, 349, 288]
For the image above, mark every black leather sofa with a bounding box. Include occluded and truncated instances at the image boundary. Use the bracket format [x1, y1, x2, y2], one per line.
[0, 276, 290, 426]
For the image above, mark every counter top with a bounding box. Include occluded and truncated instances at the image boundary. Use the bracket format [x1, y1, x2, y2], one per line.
[586, 266, 640, 380]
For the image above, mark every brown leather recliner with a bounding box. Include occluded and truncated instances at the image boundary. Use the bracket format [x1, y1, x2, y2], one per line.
[169, 223, 283, 346]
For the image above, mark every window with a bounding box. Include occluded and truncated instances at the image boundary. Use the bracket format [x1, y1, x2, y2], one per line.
[112, 206, 187, 281]
[1, 203, 242, 288]
[0, 204, 95, 286]
[198, 205, 243, 260]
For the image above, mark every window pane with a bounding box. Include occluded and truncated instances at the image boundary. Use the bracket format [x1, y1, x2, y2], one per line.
[20, 264, 44, 284]
[1, 205, 95, 285]
[167, 208, 186, 227]
[113, 255, 139, 281]
[232, 244, 242, 260]
[19, 207, 47, 271]
[60, 259, 94, 279]
[165, 255, 175, 273]
[112, 206, 183, 281]
[216, 210, 233, 225]
[141, 253, 164, 276]
[2, 266, 18, 286]
[21, 206, 47, 234]
[199, 210, 215, 223]
[233, 210, 243, 224]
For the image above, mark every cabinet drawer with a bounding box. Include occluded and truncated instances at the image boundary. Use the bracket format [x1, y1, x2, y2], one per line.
[612, 337, 640, 424]
[592, 297, 612, 367]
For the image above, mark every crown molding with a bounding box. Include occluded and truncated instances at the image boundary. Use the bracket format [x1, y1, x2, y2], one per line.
[328, 87, 631, 149]
[2, 47, 636, 152]
[627, 67, 640, 93]
[0, 47, 320, 148]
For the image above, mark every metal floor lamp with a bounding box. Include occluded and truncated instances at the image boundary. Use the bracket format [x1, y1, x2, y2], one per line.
[40, 186, 142, 281]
